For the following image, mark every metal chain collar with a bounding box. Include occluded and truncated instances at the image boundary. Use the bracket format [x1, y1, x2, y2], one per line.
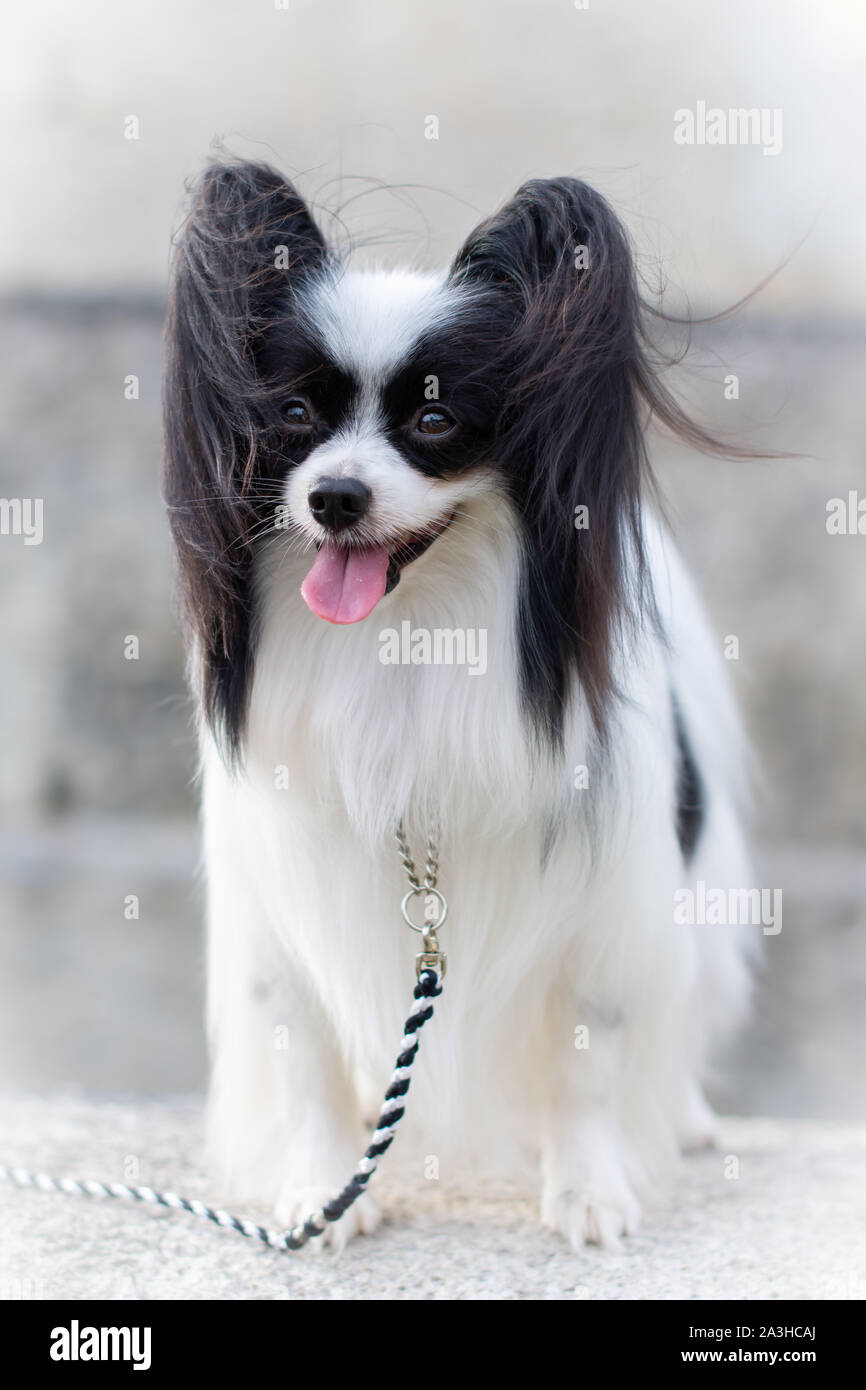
[395, 821, 448, 979]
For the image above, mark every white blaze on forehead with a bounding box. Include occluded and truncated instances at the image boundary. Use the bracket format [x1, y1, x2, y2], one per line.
[301, 266, 458, 382]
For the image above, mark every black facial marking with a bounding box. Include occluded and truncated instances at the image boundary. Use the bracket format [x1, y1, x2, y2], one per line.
[258, 318, 358, 470]
[379, 311, 515, 479]
[672, 695, 704, 862]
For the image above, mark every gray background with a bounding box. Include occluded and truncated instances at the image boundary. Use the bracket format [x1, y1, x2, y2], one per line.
[0, 0, 864, 1119]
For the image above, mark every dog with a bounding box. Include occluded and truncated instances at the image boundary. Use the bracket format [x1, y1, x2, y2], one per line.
[163, 160, 754, 1250]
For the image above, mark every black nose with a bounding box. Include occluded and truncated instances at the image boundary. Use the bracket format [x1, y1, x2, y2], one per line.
[308, 477, 371, 532]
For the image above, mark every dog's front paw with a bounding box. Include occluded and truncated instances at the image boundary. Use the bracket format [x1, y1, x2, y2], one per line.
[542, 1113, 646, 1251]
[275, 1182, 381, 1253]
[542, 1182, 642, 1251]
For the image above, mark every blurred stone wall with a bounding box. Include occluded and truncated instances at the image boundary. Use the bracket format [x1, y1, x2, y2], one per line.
[0, 0, 864, 1114]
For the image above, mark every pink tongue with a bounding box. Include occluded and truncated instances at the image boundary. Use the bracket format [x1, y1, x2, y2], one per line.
[301, 542, 391, 624]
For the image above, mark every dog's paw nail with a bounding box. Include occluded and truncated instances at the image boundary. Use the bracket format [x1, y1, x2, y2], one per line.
[543, 1186, 641, 1252]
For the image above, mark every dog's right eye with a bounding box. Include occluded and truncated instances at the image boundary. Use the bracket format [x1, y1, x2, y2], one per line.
[283, 398, 315, 430]
[412, 406, 457, 438]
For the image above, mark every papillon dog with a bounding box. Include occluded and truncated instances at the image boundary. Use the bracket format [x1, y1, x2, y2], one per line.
[163, 161, 753, 1251]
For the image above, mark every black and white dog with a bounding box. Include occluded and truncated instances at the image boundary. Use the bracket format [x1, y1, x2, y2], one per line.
[163, 161, 752, 1250]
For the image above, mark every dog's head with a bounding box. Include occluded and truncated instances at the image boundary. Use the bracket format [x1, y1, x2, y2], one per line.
[165, 161, 699, 759]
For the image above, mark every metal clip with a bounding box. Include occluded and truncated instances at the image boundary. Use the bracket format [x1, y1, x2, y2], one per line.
[415, 927, 447, 979]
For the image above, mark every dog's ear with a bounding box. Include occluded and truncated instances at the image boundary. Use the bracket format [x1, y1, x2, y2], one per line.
[163, 160, 328, 758]
[450, 178, 651, 744]
[165, 158, 327, 492]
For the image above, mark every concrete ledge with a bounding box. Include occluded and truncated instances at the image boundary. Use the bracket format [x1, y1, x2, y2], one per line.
[1, 1095, 863, 1301]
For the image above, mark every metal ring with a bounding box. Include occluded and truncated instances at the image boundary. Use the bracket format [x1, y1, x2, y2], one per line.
[400, 886, 448, 933]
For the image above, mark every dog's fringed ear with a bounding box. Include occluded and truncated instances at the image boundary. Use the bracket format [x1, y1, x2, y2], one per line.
[163, 160, 328, 757]
[450, 178, 651, 745]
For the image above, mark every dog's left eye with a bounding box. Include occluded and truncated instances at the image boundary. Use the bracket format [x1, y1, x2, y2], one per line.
[412, 406, 457, 438]
[283, 398, 314, 430]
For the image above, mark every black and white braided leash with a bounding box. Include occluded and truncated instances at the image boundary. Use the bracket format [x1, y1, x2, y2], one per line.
[0, 824, 446, 1254]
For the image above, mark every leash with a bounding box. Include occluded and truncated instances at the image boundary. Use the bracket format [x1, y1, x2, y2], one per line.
[0, 824, 446, 1254]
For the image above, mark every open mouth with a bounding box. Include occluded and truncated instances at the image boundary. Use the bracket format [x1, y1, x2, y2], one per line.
[300, 512, 455, 625]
